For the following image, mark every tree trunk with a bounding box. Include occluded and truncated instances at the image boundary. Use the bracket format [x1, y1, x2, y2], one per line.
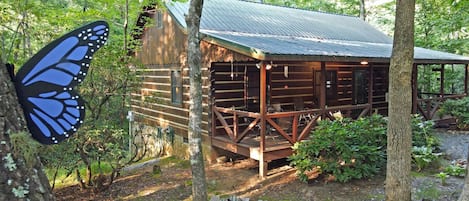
[185, 0, 208, 201]
[385, 0, 415, 200]
[458, 145, 469, 200]
[359, 0, 366, 21]
[0, 61, 55, 200]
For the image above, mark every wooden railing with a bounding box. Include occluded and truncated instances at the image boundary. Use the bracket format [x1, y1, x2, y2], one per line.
[417, 93, 466, 120]
[212, 103, 371, 146]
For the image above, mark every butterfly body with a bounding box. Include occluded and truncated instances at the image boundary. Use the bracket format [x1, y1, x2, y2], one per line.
[14, 21, 109, 144]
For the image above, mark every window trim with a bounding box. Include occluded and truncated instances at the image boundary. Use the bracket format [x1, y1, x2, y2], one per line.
[156, 10, 163, 29]
[171, 70, 183, 105]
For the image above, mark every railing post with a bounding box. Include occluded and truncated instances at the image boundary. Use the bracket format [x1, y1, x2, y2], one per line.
[320, 62, 327, 117]
[440, 64, 445, 97]
[233, 111, 238, 140]
[292, 114, 298, 143]
[412, 64, 418, 114]
[259, 61, 267, 178]
[212, 106, 216, 137]
[465, 64, 468, 95]
[368, 63, 374, 115]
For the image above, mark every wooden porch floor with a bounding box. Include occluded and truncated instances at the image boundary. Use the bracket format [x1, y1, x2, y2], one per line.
[211, 132, 295, 162]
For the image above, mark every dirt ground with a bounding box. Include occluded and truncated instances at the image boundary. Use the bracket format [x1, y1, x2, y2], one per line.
[54, 130, 468, 201]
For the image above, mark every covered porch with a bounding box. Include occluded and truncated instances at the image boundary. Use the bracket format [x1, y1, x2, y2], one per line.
[210, 61, 381, 177]
[210, 60, 468, 177]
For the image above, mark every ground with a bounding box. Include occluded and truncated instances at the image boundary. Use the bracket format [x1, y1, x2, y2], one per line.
[54, 130, 467, 201]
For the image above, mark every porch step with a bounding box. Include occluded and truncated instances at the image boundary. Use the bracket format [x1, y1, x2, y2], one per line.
[211, 136, 293, 162]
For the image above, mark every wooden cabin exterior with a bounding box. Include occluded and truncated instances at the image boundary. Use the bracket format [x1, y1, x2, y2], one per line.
[132, 0, 469, 177]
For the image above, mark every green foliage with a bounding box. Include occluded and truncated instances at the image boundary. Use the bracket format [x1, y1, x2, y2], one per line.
[159, 156, 190, 169]
[290, 114, 441, 182]
[0, 0, 165, 191]
[411, 114, 439, 148]
[411, 114, 441, 171]
[263, 0, 362, 17]
[443, 164, 466, 177]
[435, 172, 449, 185]
[411, 146, 441, 172]
[439, 97, 469, 130]
[289, 114, 387, 182]
[415, 0, 469, 55]
[9, 131, 41, 167]
[417, 64, 466, 96]
[414, 183, 441, 200]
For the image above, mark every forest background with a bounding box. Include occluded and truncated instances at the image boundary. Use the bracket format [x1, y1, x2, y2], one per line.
[0, 0, 467, 194]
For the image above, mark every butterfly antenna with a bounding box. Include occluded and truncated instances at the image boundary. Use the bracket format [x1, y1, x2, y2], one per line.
[6, 63, 15, 82]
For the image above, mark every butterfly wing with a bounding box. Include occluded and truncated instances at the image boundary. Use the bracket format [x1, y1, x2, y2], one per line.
[15, 21, 109, 144]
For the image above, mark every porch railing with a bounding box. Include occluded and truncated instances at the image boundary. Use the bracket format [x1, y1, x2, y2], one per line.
[417, 93, 466, 120]
[212, 103, 371, 147]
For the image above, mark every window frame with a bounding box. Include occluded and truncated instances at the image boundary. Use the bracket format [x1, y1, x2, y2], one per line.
[171, 70, 183, 105]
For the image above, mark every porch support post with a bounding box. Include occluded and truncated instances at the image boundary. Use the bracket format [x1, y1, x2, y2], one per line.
[368, 63, 374, 114]
[412, 64, 418, 114]
[320, 61, 326, 116]
[440, 64, 445, 96]
[465, 64, 468, 95]
[259, 61, 267, 178]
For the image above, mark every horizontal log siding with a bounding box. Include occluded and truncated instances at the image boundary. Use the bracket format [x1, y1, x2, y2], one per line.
[270, 62, 318, 109]
[131, 65, 211, 136]
[133, 9, 255, 138]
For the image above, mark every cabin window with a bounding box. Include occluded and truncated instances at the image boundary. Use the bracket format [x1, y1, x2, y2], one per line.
[156, 10, 163, 29]
[171, 70, 182, 104]
[353, 70, 368, 104]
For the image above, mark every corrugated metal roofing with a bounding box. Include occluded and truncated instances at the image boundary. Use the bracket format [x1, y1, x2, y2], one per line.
[166, 0, 469, 63]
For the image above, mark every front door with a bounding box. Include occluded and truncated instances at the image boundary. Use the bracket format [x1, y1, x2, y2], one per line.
[315, 70, 338, 106]
[353, 69, 368, 104]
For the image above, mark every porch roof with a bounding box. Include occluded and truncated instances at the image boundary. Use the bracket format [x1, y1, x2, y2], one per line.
[166, 0, 469, 64]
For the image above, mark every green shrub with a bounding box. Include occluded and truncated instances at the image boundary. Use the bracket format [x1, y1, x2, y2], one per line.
[444, 164, 466, 177]
[411, 114, 439, 149]
[439, 97, 469, 130]
[289, 114, 387, 182]
[412, 146, 441, 171]
[290, 114, 441, 182]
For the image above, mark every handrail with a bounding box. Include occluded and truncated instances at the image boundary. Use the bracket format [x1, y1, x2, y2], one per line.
[213, 103, 372, 147]
[416, 93, 467, 120]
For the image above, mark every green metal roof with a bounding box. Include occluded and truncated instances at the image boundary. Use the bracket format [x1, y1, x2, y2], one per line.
[166, 0, 469, 64]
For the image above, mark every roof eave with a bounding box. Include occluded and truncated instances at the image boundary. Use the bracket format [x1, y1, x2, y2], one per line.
[202, 33, 267, 60]
[414, 59, 469, 65]
[202, 35, 469, 64]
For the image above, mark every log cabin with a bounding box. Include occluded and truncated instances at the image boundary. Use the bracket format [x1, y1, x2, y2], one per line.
[131, 0, 469, 177]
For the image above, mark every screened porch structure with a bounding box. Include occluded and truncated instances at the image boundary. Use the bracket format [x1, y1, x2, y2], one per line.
[133, 0, 469, 178]
[210, 60, 469, 177]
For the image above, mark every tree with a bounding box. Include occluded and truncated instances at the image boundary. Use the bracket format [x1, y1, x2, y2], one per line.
[263, 0, 366, 20]
[1, 0, 150, 192]
[385, 0, 415, 200]
[415, 0, 469, 55]
[185, 0, 208, 200]
[0, 61, 55, 200]
[458, 145, 469, 200]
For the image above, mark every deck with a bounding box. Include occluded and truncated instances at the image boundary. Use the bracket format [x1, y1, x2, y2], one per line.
[212, 132, 294, 162]
[211, 104, 371, 177]
[210, 93, 466, 177]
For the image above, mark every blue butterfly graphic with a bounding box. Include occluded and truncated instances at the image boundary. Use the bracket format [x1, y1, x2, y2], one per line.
[13, 21, 109, 145]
